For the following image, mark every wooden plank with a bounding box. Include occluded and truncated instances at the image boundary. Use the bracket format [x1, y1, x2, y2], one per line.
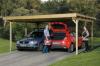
[3, 13, 77, 21]
[91, 21, 94, 49]
[75, 20, 79, 55]
[78, 18, 95, 22]
[76, 13, 96, 20]
[3, 13, 96, 23]
[9, 22, 12, 53]
[0, 16, 2, 18]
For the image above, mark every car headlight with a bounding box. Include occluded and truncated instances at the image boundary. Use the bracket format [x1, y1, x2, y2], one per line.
[29, 41, 37, 44]
[16, 41, 20, 44]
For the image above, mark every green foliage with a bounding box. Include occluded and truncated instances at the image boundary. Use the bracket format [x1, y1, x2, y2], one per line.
[0, 0, 41, 40]
[40, 0, 70, 14]
[68, 0, 97, 16]
[12, 23, 37, 41]
[0, 0, 99, 40]
[96, 0, 100, 28]
[11, 7, 30, 16]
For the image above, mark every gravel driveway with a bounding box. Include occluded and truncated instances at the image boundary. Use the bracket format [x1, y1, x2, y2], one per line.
[0, 50, 73, 66]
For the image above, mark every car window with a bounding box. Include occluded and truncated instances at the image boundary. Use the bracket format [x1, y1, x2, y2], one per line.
[52, 32, 66, 40]
[30, 32, 43, 38]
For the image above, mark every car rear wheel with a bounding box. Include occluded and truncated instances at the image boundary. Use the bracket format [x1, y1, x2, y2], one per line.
[81, 42, 86, 49]
[68, 44, 74, 53]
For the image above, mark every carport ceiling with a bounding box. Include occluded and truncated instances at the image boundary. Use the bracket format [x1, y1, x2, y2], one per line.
[3, 13, 96, 22]
[0, 16, 3, 21]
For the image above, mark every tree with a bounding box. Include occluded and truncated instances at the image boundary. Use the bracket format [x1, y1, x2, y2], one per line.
[11, 7, 30, 16]
[0, 0, 42, 40]
[68, 0, 97, 16]
[40, 0, 70, 14]
[96, 0, 100, 29]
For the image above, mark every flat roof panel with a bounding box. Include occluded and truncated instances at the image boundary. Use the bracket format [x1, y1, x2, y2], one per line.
[3, 13, 96, 22]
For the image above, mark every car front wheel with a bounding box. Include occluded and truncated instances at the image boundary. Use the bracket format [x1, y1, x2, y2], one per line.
[68, 44, 74, 53]
[17, 47, 23, 51]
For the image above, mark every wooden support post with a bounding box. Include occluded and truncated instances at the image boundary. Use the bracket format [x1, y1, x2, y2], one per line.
[84, 22, 87, 26]
[36, 23, 40, 29]
[4, 19, 7, 27]
[75, 20, 79, 55]
[25, 28, 27, 36]
[91, 21, 93, 49]
[72, 19, 79, 55]
[9, 22, 12, 53]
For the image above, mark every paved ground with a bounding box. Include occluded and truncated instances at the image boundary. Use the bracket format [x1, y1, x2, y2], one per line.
[0, 50, 73, 66]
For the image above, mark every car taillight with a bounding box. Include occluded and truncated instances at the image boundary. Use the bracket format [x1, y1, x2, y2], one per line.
[62, 41, 65, 44]
[45, 40, 51, 45]
[62, 37, 67, 44]
[64, 37, 67, 40]
[46, 40, 50, 43]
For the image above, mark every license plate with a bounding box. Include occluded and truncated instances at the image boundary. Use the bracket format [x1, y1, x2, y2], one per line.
[53, 42, 60, 44]
[20, 44, 26, 47]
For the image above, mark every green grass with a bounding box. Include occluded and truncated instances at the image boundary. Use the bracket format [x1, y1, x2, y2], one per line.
[93, 37, 100, 44]
[50, 37, 100, 66]
[0, 38, 16, 54]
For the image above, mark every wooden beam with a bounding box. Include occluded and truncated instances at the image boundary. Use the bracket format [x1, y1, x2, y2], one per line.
[73, 19, 79, 55]
[0, 16, 2, 18]
[24, 28, 27, 36]
[76, 13, 96, 20]
[78, 18, 94, 22]
[75, 20, 79, 55]
[4, 13, 77, 21]
[91, 21, 94, 49]
[3, 13, 95, 23]
[9, 22, 12, 53]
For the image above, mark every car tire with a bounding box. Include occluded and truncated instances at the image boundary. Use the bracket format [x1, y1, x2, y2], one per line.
[17, 47, 23, 51]
[68, 44, 74, 53]
[17, 48, 23, 51]
[81, 42, 86, 49]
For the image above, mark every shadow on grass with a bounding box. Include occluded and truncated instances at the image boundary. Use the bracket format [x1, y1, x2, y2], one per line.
[92, 44, 100, 50]
[78, 44, 100, 54]
[88, 44, 100, 52]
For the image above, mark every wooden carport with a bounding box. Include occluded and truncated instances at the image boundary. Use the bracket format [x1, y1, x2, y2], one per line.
[3, 13, 96, 55]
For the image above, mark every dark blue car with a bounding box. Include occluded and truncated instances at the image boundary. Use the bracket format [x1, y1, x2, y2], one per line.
[16, 29, 44, 51]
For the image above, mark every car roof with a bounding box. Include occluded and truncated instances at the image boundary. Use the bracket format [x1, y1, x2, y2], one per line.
[32, 28, 44, 32]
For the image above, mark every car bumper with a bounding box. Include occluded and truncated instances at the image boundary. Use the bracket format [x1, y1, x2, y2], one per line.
[16, 44, 38, 48]
[51, 41, 67, 49]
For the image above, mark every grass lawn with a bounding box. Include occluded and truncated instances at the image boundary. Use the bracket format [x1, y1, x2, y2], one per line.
[0, 38, 16, 54]
[50, 37, 100, 66]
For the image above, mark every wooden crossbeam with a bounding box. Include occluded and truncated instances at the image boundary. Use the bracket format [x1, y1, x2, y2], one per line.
[3, 13, 96, 23]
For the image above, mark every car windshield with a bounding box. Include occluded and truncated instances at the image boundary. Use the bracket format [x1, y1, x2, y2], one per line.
[51, 24, 65, 29]
[29, 32, 43, 38]
[52, 32, 66, 40]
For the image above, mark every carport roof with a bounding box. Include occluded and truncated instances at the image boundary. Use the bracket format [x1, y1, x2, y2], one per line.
[3, 13, 96, 22]
[0, 16, 2, 19]
[0, 16, 3, 22]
